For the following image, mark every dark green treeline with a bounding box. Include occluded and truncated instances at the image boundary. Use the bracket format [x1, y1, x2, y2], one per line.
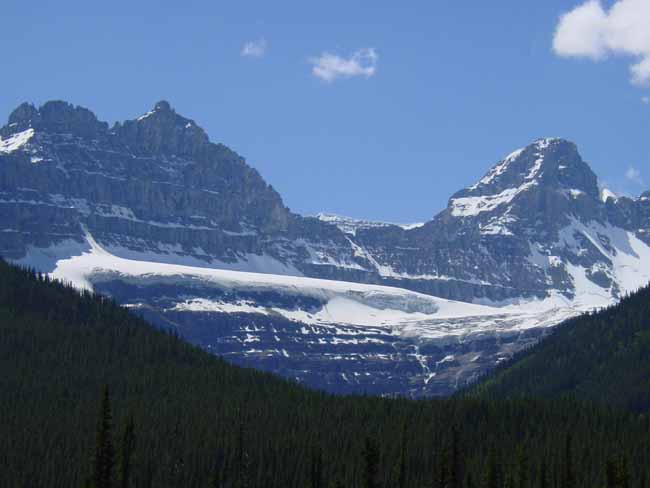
[471, 282, 650, 412]
[1, 260, 649, 487]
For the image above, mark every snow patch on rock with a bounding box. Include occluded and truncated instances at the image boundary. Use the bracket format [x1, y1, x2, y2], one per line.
[317, 213, 424, 235]
[0, 129, 34, 154]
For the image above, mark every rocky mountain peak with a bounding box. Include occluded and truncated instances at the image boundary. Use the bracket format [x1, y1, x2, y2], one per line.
[112, 100, 210, 158]
[3, 100, 109, 139]
[0, 99, 292, 237]
[6, 102, 38, 128]
[153, 100, 172, 112]
[466, 138, 596, 194]
[446, 138, 600, 222]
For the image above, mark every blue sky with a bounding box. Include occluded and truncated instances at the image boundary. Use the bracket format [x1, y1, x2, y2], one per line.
[2, 1, 649, 222]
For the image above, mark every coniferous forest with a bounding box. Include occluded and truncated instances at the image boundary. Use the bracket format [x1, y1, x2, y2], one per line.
[2, 259, 650, 487]
[471, 283, 650, 411]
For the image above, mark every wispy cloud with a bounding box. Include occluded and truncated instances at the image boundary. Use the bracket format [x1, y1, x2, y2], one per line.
[310, 48, 378, 82]
[642, 96, 650, 104]
[625, 167, 644, 185]
[241, 39, 267, 58]
[553, 0, 650, 85]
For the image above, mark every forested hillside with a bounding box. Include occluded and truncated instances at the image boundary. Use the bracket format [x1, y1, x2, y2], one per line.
[472, 283, 650, 411]
[2, 259, 650, 487]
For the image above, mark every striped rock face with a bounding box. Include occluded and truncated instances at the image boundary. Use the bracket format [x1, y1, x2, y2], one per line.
[2, 101, 649, 396]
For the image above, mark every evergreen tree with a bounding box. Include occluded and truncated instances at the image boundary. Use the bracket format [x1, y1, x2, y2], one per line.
[210, 448, 225, 488]
[538, 459, 548, 488]
[466, 473, 475, 488]
[432, 446, 449, 488]
[141, 460, 154, 488]
[210, 465, 221, 488]
[362, 436, 380, 488]
[167, 417, 185, 486]
[516, 445, 529, 488]
[309, 445, 324, 488]
[235, 420, 251, 488]
[482, 448, 499, 488]
[606, 456, 631, 488]
[118, 415, 135, 488]
[449, 427, 462, 488]
[396, 423, 408, 488]
[606, 458, 616, 488]
[503, 467, 515, 488]
[618, 455, 630, 488]
[94, 386, 115, 488]
[561, 434, 575, 488]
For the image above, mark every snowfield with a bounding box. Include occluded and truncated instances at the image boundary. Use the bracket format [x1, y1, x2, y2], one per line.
[13, 227, 629, 342]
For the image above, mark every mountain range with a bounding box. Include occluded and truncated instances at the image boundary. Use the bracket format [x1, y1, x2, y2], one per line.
[1, 99, 649, 396]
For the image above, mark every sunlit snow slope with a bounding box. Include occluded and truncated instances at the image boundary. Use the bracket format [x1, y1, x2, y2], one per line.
[14, 228, 596, 396]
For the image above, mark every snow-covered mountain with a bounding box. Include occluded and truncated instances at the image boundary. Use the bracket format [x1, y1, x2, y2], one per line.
[346, 138, 650, 303]
[14, 225, 581, 396]
[1, 100, 649, 396]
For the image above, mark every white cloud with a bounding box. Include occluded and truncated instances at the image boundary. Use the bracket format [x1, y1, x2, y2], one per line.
[553, 0, 650, 85]
[553, 1, 608, 59]
[241, 39, 267, 58]
[631, 57, 650, 85]
[310, 48, 378, 82]
[625, 167, 644, 185]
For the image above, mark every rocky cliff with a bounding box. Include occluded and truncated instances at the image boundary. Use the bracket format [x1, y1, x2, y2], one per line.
[1, 100, 649, 396]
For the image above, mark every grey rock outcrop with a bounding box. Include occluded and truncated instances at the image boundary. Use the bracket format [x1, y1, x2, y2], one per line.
[1, 100, 649, 396]
[1, 102, 648, 302]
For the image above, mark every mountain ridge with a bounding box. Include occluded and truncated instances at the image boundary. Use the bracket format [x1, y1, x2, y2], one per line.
[1, 99, 649, 395]
[3, 99, 648, 303]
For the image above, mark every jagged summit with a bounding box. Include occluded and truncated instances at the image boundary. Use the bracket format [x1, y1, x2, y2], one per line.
[130, 100, 183, 121]
[6, 102, 38, 127]
[463, 138, 597, 196]
[2, 99, 212, 157]
[153, 100, 172, 112]
[446, 138, 600, 222]
[0, 99, 290, 236]
[3, 100, 108, 139]
[112, 100, 210, 157]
